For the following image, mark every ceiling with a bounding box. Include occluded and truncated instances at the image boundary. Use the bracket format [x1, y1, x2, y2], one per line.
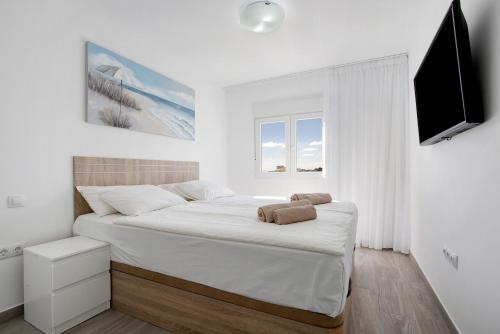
[82, 0, 418, 87]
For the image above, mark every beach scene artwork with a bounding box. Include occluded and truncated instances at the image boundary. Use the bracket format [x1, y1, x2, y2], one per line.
[86, 42, 195, 140]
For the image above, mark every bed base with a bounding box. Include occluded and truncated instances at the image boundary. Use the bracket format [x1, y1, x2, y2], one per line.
[111, 262, 350, 334]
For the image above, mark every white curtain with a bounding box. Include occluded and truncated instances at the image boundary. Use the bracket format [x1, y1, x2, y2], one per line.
[324, 55, 410, 253]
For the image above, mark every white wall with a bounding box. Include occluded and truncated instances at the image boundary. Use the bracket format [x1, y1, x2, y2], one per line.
[409, 0, 500, 333]
[0, 1, 227, 312]
[225, 71, 329, 196]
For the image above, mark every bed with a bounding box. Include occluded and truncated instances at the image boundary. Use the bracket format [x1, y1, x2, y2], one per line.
[72, 156, 357, 334]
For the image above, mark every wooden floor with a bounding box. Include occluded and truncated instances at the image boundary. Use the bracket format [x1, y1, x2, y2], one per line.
[347, 249, 455, 334]
[0, 249, 455, 334]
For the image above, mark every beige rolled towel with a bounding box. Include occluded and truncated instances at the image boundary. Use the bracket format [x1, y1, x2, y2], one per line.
[272, 205, 317, 225]
[257, 199, 311, 223]
[290, 193, 332, 205]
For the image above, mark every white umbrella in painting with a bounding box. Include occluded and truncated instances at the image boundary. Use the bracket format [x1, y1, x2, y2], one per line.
[96, 65, 135, 128]
[95, 65, 127, 124]
[95, 64, 143, 89]
[95, 65, 121, 78]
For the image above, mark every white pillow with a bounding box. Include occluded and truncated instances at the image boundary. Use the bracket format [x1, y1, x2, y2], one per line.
[100, 185, 187, 216]
[158, 183, 185, 198]
[76, 186, 121, 217]
[174, 180, 234, 201]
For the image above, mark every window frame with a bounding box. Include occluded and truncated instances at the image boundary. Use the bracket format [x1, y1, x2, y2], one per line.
[255, 112, 324, 179]
[291, 112, 324, 177]
[255, 116, 291, 178]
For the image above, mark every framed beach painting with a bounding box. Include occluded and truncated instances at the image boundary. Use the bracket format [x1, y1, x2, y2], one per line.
[86, 42, 195, 140]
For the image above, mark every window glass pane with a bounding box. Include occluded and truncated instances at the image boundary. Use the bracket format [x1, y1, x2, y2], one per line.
[261, 122, 287, 172]
[296, 118, 323, 172]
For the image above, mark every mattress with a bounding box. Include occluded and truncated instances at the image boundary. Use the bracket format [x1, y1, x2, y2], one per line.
[73, 196, 357, 318]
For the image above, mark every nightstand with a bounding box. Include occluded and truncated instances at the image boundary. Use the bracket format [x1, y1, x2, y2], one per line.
[24, 236, 110, 334]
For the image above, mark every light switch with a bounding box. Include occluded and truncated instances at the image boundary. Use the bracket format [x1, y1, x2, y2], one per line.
[7, 195, 25, 208]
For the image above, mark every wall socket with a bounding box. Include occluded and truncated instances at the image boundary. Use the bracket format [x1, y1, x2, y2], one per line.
[7, 195, 25, 208]
[0, 243, 24, 260]
[443, 246, 458, 269]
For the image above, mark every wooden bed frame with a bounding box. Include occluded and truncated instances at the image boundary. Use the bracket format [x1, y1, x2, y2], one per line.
[73, 156, 351, 334]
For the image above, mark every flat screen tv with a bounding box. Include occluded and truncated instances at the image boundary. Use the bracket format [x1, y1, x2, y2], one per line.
[414, 0, 482, 145]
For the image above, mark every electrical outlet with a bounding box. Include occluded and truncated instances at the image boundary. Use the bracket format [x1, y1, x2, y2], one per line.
[0, 243, 24, 260]
[442, 246, 459, 269]
[12, 245, 23, 256]
[7, 195, 25, 208]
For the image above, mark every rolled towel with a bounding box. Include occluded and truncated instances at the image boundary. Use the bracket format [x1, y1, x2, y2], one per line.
[290, 193, 332, 205]
[272, 205, 317, 225]
[257, 199, 311, 223]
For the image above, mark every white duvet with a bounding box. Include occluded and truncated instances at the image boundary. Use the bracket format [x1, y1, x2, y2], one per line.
[115, 196, 357, 256]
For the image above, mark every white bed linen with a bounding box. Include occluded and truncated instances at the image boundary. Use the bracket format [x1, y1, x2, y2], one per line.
[115, 197, 356, 256]
[73, 196, 357, 317]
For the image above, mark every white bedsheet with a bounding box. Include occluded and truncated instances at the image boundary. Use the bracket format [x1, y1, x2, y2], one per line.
[73, 196, 357, 317]
[115, 196, 356, 256]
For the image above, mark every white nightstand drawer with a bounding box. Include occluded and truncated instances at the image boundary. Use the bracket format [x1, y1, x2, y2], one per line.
[52, 247, 110, 290]
[25, 237, 110, 334]
[52, 272, 110, 326]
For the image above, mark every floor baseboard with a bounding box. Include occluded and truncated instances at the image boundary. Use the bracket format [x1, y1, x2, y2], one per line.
[0, 305, 24, 324]
[409, 253, 460, 334]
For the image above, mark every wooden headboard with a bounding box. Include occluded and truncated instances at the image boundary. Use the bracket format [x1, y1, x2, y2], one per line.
[73, 156, 199, 219]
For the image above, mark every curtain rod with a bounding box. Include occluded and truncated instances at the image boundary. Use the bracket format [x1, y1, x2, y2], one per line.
[225, 52, 409, 90]
[329, 52, 408, 70]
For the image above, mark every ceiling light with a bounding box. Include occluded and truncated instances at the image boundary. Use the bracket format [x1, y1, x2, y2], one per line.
[240, 1, 285, 33]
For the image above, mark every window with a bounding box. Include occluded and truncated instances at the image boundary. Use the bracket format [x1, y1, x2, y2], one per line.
[295, 117, 323, 172]
[256, 113, 324, 177]
[260, 121, 288, 172]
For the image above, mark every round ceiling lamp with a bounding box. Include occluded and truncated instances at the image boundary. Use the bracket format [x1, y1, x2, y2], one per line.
[240, 1, 285, 33]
